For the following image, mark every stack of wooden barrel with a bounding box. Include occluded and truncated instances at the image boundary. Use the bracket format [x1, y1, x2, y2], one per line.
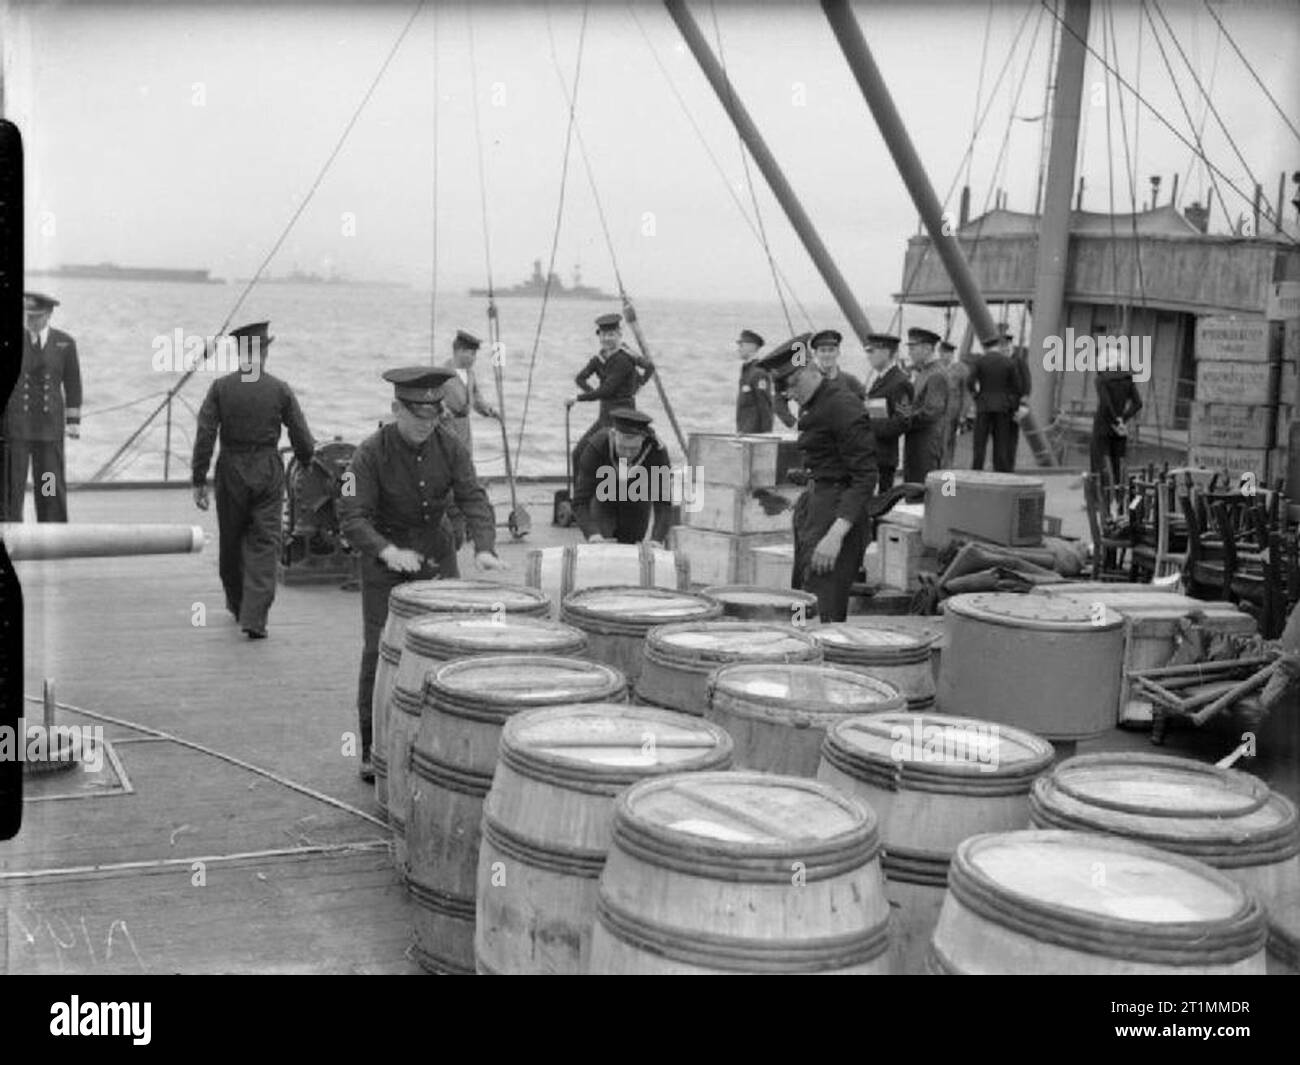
[373, 577, 1293, 976]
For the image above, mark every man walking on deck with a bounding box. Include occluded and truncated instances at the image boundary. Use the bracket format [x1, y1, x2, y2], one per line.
[967, 331, 1020, 472]
[2, 292, 82, 523]
[569, 312, 654, 468]
[759, 337, 878, 622]
[192, 322, 314, 640]
[338, 366, 506, 782]
[902, 327, 949, 483]
[863, 333, 913, 492]
[572, 408, 675, 545]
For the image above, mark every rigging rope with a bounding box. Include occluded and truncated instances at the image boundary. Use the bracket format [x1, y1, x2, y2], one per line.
[708, 0, 794, 336]
[429, 3, 440, 362]
[92, 0, 429, 482]
[969, 0, 996, 196]
[512, 2, 590, 469]
[1177, 11, 1218, 207]
[1201, 0, 1300, 146]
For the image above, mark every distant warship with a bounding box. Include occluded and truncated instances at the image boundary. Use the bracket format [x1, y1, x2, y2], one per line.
[30, 261, 216, 283]
[470, 259, 610, 299]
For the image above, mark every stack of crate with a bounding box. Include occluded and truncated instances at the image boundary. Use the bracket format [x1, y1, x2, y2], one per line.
[670, 433, 799, 587]
[1190, 282, 1299, 483]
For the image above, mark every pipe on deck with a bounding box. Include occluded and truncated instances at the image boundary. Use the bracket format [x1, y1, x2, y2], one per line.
[0, 523, 205, 561]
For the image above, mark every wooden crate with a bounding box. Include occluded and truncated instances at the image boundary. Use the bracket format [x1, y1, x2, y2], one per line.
[686, 433, 780, 489]
[683, 483, 800, 535]
[669, 527, 790, 587]
[1195, 316, 1270, 362]
[1186, 445, 1272, 482]
[750, 542, 796, 588]
[1195, 360, 1296, 406]
[878, 521, 923, 591]
[1266, 280, 1300, 321]
[1189, 402, 1288, 449]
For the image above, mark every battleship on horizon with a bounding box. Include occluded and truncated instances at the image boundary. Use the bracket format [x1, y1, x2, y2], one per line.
[470, 259, 611, 299]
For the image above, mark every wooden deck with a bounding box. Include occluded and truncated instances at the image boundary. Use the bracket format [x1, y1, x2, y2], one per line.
[3, 476, 1295, 973]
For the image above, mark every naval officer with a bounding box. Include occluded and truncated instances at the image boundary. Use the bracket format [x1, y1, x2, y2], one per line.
[735, 329, 777, 433]
[2, 292, 82, 522]
[901, 327, 949, 483]
[759, 337, 878, 622]
[863, 333, 913, 492]
[572, 407, 675, 545]
[192, 322, 315, 639]
[338, 366, 505, 782]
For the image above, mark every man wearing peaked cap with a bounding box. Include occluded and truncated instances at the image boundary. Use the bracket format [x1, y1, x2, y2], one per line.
[808, 328, 866, 403]
[192, 321, 315, 639]
[571, 406, 675, 545]
[337, 365, 505, 782]
[2, 292, 83, 521]
[938, 339, 971, 467]
[864, 333, 913, 492]
[735, 327, 788, 433]
[967, 331, 1020, 472]
[902, 327, 949, 483]
[757, 336, 878, 622]
[436, 329, 498, 548]
[570, 310, 655, 470]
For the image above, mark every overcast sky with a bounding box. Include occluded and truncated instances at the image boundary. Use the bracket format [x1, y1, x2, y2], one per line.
[4, 0, 1298, 304]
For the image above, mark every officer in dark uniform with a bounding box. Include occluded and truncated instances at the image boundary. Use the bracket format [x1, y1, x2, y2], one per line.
[192, 322, 315, 639]
[967, 331, 1020, 472]
[809, 329, 867, 402]
[338, 366, 505, 781]
[572, 408, 674, 545]
[735, 329, 777, 433]
[3, 292, 82, 522]
[760, 336, 878, 623]
[569, 312, 654, 467]
[863, 333, 913, 492]
[902, 327, 949, 483]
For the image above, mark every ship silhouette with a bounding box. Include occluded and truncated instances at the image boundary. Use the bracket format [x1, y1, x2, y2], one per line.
[470, 259, 610, 299]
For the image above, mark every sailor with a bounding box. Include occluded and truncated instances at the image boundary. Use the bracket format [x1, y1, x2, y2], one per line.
[967, 331, 1020, 472]
[1002, 326, 1032, 471]
[2, 292, 82, 522]
[569, 312, 655, 466]
[437, 329, 498, 455]
[337, 366, 505, 782]
[1089, 339, 1144, 488]
[863, 333, 913, 492]
[572, 407, 674, 546]
[192, 322, 315, 639]
[902, 327, 949, 483]
[939, 340, 970, 467]
[809, 328, 867, 401]
[760, 336, 878, 623]
[735, 328, 779, 433]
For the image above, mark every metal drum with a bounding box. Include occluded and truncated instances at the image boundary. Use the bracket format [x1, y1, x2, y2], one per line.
[588, 771, 893, 974]
[1030, 752, 1300, 967]
[811, 622, 937, 710]
[636, 621, 822, 715]
[475, 704, 733, 975]
[705, 663, 904, 777]
[818, 712, 1054, 973]
[700, 585, 819, 625]
[406, 655, 627, 974]
[928, 830, 1268, 975]
[560, 586, 722, 688]
[937, 592, 1124, 740]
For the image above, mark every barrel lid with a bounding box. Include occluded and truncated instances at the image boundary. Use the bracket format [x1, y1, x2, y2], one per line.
[1050, 591, 1247, 621]
[1031, 753, 1299, 865]
[425, 654, 625, 719]
[946, 592, 1122, 631]
[953, 831, 1261, 933]
[822, 712, 1054, 791]
[389, 579, 549, 618]
[701, 585, 819, 610]
[561, 585, 720, 624]
[645, 621, 821, 663]
[612, 771, 878, 881]
[404, 615, 586, 657]
[500, 704, 732, 788]
[709, 663, 904, 714]
[925, 470, 1044, 489]
[811, 622, 933, 664]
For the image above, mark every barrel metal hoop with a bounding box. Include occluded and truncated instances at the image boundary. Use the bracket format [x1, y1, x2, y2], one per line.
[372, 750, 389, 771]
[595, 893, 890, 973]
[390, 687, 425, 718]
[881, 847, 951, 887]
[1045, 755, 1273, 820]
[822, 647, 931, 668]
[481, 814, 607, 879]
[820, 739, 1051, 797]
[925, 941, 963, 974]
[412, 940, 476, 976]
[378, 640, 402, 665]
[409, 748, 494, 797]
[408, 876, 477, 919]
[947, 852, 1269, 965]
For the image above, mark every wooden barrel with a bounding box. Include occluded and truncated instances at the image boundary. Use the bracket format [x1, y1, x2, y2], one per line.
[927, 830, 1268, 974]
[525, 543, 689, 616]
[810, 622, 937, 710]
[1029, 752, 1300, 964]
[700, 585, 819, 625]
[560, 586, 722, 687]
[407, 655, 627, 974]
[1268, 898, 1300, 974]
[705, 663, 905, 777]
[588, 771, 893, 973]
[373, 579, 549, 814]
[817, 712, 1054, 973]
[844, 615, 945, 682]
[637, 621, 823, 715]
[937, 593, 1124, 740]
[475, 704, 733, 974]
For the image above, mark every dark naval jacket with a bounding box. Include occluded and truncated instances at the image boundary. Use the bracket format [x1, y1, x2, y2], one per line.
[736, 359, 777, 433]
[5, 328, 82, 441]
[572, 426, 674, 544]
[574, 346, 653, 422]
[191, 371, 315, 485]
[865, 363, 913, 466]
